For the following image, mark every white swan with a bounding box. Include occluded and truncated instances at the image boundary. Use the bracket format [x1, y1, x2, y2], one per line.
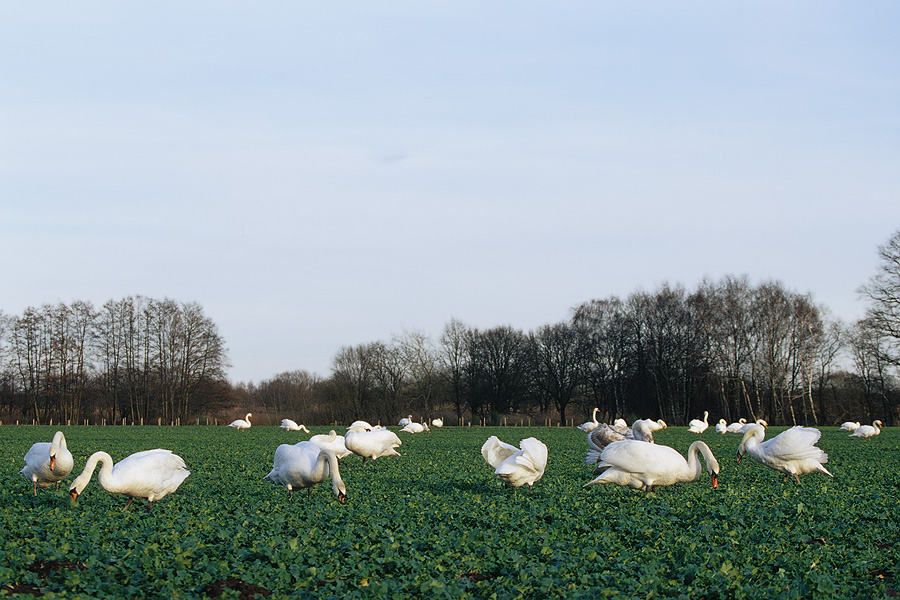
[726, 418, 747, 433]
[228, 413, 252, 430]
[688, 411, 709, 434]
[715, 419, 728, 434]
[264, 441, 346, 502]
[279, 419, 310, 433]
[345, 424, 402, 464]
[612, 418, 630, 435]
[850, 420, 883, 439]
[431, 417, 444, 428]
[631, 418, 666, 443]
[401, 421, 429, 434]
[309, 430, 353, 459]
[347, 420, 374, 430]
[20, 431, 74, 495]
[397, 415, 413, 427]
[69, 449, 190, 510]
[585, 424, 629, 467]
[738, 424, 832, 483]
[481, 436, 548, 490]
[577, 408, 601, 433]
[839, 421, 861, 432]
[583, 439, 719, 494]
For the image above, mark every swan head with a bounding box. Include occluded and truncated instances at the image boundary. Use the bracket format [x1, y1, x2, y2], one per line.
[874, 420, 883, 428]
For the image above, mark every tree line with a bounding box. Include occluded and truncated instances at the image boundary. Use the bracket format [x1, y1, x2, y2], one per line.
[3, 232, 899, 427]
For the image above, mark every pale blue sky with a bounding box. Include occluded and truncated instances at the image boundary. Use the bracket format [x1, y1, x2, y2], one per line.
[2, 2, 898, 382]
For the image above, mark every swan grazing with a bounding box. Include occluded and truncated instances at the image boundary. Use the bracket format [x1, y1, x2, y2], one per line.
[401, 421, 429, 434]
[481, 436, 548, 490]
[280, 419, 310, 433]
[840, 421, 861, 432]
[228, 413, 252, 430]
[578, 408, 601, 433]
[850, 420, 883, 439]
[583, 439, 719, 495]
[20, 431, 75, 495]
[264, 441, 347, 502]
[309, 430, 353, 459]
[737, 424, 832, 484]
[688, 411, 709, 434]
[715, 419, 728, 434]
[69, 449, 190, 510]
[431, 417, 444, 428]
[345, 424, 402, 465]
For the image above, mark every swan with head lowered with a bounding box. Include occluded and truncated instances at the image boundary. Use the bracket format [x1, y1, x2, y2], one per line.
[632, 418, 666, 443]
[737, 424, 832, 484]
[344, 423, 402, 465]
[20, 431, 74, 495]
[280, 419, 310, 432]
[228, 413, 252, 430]
[481, 436, 548, 490]
[264, 441, 347, 502]
[578, 408, 601, 433]
[583, 439, 719, 495]
[840, 421, 860, 432]
[69, 449, 190, 510]
[688, 411, 709, 434]
[850, 420, 883, 438]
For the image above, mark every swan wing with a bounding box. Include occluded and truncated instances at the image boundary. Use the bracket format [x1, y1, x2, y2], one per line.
[481, 436, 519, 468]
[764, 427, 827, 461]
[514, 438, 548, 473]
[110, 449, 189, 499]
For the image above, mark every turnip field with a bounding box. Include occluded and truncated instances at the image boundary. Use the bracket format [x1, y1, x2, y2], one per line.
[1, 424, 898, 599]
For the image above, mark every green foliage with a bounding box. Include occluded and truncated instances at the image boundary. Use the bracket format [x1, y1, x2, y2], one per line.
[1, 425, 898, 599]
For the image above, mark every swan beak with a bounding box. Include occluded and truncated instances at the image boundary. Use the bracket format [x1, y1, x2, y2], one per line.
[338, 491, 347, 504]
[736, 453, 743, 464]
[49, 455, 57, 471]
[711, 473, 719, 489]
[70, 490, 78, 502]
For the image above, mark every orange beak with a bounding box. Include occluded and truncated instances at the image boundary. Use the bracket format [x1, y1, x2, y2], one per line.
[736, 453, 743, 464]
[50, 455, 56, 471]
[712, 473, 719, 489]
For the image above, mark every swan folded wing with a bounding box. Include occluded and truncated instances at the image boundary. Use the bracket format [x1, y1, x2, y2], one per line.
[768, 427, 827, 461]
[600, 440, 679, 474]
[481, 436, 519, 468]
[112, 449, 189, 499]
[514, 438, 548, 473]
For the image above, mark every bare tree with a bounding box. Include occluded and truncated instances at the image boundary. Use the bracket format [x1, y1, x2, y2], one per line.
[859, 230, 900, 368]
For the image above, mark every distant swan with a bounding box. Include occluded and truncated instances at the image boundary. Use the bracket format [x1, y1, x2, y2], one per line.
[345, 424, 402, 465]
[632, 418, 666, 443]
[578, 408, 601, 433]
[401, 421, 429, 434]
[228, 413, 252, 430]
[20, 431, 74, 495]
[69, 449, 190, 510]
[431, 417, 444, 428]
[715, 419, 728, 434]
[583, 439, 719, 495]
[839, 421, 860, 432]
[688, 411, 709, 434]
[264, 441, 346, 502]
[726, 418, 747, 433]
[398, 415, 413, 427]
[309, 430, 353, 459]
[850, 420, 883, 439]
[738, 424, 832, 483]
[280, 419, 310, 433]
[481, 436, 548, 490]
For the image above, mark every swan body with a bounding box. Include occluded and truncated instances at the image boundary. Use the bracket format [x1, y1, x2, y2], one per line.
[715, 419, 728, 434]
[585, 424, 630, 467]
[632, 418, 666, 443]
[584, 440, 719, 494]
[482, 436, 548, 489]
[401, 421, 429, 433]
[726, 418, 747, 433]
[398, 415, 412, 427]
[345, 424, 402, 464]
[228, 413, 252, 430]
[69, 449, 189, 509]
[839, 421, 860, 432]
[347, 420, 374, 430]
[431, 417, 444, 428]
[20, 431, 74, 495]
[264, 441, 346, 502]
[280, 419, 310, 432]
[738, 424, 832, 483]
[578, 408, 601, 433]
[309, 430, 353, 459]
[688, 411, 709, 434]
[612, 419, 629, 435]
[850, 420, 883, 438]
